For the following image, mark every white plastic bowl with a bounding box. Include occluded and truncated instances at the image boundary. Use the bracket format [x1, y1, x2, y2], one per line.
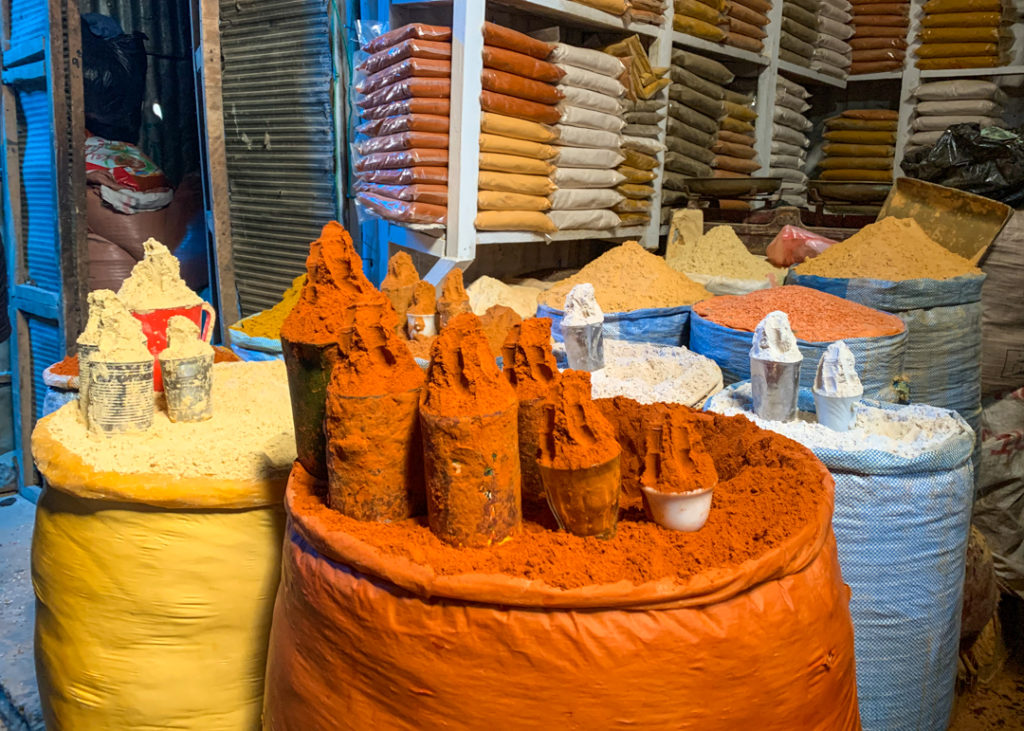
[813, 390, 861, 432]
[406, 313, 437, 337]
[641, 485, 715, 532]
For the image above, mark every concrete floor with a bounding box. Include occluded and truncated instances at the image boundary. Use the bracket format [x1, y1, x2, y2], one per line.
[0, 494, 43, 731]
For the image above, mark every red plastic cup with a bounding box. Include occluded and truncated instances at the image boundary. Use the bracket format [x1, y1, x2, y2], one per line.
[131, 302, 216, 390]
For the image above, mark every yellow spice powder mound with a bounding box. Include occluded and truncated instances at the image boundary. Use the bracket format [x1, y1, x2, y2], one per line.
[795, 217, 982, 281]
[668, 225, 779, 281]
[231, 274, 306, 340]
[44, 360, 295, 481]
[540, 240, 711, 312]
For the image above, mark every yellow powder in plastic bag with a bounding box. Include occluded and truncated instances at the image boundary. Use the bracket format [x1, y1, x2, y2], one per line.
[478, 171, 555, 196]
[479, 152, 554, 176]
[474, 210, 556, 234]
[479, 134, 556, 160]
[477, 191, 551, 211]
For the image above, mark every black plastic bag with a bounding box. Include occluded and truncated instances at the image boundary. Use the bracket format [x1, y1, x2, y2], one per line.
[902, 124, 1024, 208]
[81, 14, 147, 144]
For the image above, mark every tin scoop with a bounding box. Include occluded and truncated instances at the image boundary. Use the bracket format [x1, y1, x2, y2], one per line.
[561, 283, 605, 372]
[749, 311, 802, 422]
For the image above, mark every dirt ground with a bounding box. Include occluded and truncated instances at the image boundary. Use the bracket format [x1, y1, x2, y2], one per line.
[950, 596, 1024, 730]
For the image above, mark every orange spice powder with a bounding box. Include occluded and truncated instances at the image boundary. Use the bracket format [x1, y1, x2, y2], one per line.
[693, 285, 905, 342]
[539, 370, 620, 472]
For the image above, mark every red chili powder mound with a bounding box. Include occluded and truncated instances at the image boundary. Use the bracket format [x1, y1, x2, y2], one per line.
[642, 416, 718, 494]
[501, 317, 560, 401]
[407, 280, 436, 316]
[406, 334, 435, 361]
[539, 370, 620, 471]
[49, 355, 78, 377]
[281, 221, 399, 344]
[478, 304, 521, 358]
[288, 400, 828, 589]
[421, 311, 516, 417]
[436, 268, 471, 324]
[693, 285, 905, 341]
[328, 320, 424, 397]
[380, 251, 420, 320]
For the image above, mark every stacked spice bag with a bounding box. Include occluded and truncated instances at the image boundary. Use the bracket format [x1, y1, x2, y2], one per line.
[605, 35, 670, 227]
[780, 0, 819, 68]
[629, 0, 670, 25]
[353, 24, 453, 226]
[771, 76, 812, 204]
[906, 79, 1007, 153]
[674, 0, 728, 43]
[548, 41, 629, 232]
[713, 76, 761, 206]
[849, 1, 909, 75]
[661, 50, 728, 215]
[720, 0, 770, 54]
[817, 109, 898, 182]
[813, 0, 854, 80]
[475, 23, 561, 235]
[915, 0, 1013, 70]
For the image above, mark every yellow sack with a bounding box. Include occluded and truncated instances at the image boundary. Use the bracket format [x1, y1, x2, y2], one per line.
[480, 112, 557, 143]
[479, 133, 556, 160]
[31, 419, 286, 731]
[479, 152, 554, 176]
[474, 210, 557, 233]
[478, 170, 555, 196]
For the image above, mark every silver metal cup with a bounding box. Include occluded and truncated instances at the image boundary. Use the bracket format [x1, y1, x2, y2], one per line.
[562, 322, 605, 372]
[750, 356, 801, 422]
[160, 353, 214, 423]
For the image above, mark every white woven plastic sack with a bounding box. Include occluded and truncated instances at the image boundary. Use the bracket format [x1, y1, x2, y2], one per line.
[706, 385, 974, 731]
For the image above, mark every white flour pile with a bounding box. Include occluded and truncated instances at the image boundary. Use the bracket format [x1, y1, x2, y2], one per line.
[708, 382, 968, 457]
[585, 340, 723, 406]
[466, 275, 544, 320]
[44, 360, 295, 480]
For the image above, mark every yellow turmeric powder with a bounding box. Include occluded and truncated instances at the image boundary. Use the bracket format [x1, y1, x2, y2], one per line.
[230, 274, 306, 339]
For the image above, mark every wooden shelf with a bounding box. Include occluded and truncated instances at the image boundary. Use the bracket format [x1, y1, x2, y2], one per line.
[671, 32, 769, 66]
[919, 64, 1024, 79]
[847, 71, 902, 82]
[489, 0, 663, 37]
[777, 60, 846, 89]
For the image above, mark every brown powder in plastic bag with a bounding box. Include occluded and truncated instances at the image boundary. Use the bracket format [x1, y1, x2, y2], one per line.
[673, 14, 728, 41]
[850, 37, 908, 50]
[357, 193, 447, 224]
[849, 60, 904, 74]
[357, 166, 448, 185]
[481, 91, 561, 125]
[357, 78, 451, 109]
[355, 148, 448, 171]
[356, 58, 451, 95]
[715, 155, 761, 174]
[712, 140, 756, 158]
[483, 22, 552, 60]
[819, 157, 893, 170]
[826, 118, 898, 131]
[727, 2, 769, 26]
[819, 169, 893, 182]
[478, 171, 555, 196]
[355, 131, 449, 156]
[720, 115, 755, 134]
[356, 182, 448, 205]
[723, 100, 757, 122]
[823, 129, 897, 144]
[481, 69, 563, 105]
[851, 2, 909, 15]
[618, 165, 658, 183]
[852, 48, 905, 63]
[720, 15, 767, 39]
[823, 142, 895, 157]
[852, 14, 910, 26]
[483, 46, 563, 83]
[361, 97, 450, 119]
[357, 39, 452, 75]
[716, 129, 756, 146]
[357, 114, 449, 136]
[676, 0, 723, 24]
[363, 23, 451, 54]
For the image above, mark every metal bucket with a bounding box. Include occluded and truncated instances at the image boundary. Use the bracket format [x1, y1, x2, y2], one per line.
[750, 356, 801, 422]
[281, 336, 337, 480]
[77, 343, 98, 421]
[161, 353, 214, 423]
[86, 359, 155, 434]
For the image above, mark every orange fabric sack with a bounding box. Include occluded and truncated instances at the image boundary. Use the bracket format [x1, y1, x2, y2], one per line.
[483, 22, 552, 60]
[263, 463, 860, 730]
[356, 166, 448, 185]
[480, 91, 561, 125]
[358, 40, 452, 76]
[482, 46, 564, 83]
[356, 114, 449, 136]
[481, 69, 563, 105]
[360, 98, 450, 119]
[356, 58, 451, 95]
[363, 23, 451, 54]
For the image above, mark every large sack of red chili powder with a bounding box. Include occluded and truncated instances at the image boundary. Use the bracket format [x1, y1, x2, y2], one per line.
[263, 408, 861, 730]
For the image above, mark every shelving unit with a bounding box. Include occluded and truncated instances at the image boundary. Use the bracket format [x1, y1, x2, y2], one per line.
[362, 0, 1022, 281]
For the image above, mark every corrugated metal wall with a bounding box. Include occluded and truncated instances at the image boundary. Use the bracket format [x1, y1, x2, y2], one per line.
[79, 0, 198, 185]
[219, 0, 338, 315]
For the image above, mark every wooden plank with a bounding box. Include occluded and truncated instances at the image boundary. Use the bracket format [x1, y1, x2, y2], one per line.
[50, 0, 87, 350]
[446, 0, 484, 263]
[192, 0, 242, 336]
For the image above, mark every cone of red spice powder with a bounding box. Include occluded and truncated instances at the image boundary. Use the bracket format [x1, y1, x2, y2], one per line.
[501, 317, 560, 506]
[324, 317, 426, 522]
[420, 311, 521, 548]
[279, 221, 400, 478]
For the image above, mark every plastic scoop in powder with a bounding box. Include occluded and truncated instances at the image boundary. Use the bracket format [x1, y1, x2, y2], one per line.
[561, 283, 604, 372]
[813, 341, 863, 432]
[749, 310, 802, 422]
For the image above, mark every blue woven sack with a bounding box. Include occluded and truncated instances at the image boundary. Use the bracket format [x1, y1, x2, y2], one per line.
[536, 303, 691, 347]
[707, 383, 974, 731]
[688, 310, 907, 401]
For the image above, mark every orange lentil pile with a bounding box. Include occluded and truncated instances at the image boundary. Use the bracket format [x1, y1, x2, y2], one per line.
[693, 285, 905, 342]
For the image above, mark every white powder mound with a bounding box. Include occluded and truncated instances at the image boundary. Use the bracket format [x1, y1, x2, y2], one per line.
[562, 283, 603, 327]
[750, 310, 802, 363]
[45, 360, 295, 480]
[466, 275, 542, 320]
[586, 340, 723, 407]
[707, 382, 968, 458]
[814, 341, 862, 398]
